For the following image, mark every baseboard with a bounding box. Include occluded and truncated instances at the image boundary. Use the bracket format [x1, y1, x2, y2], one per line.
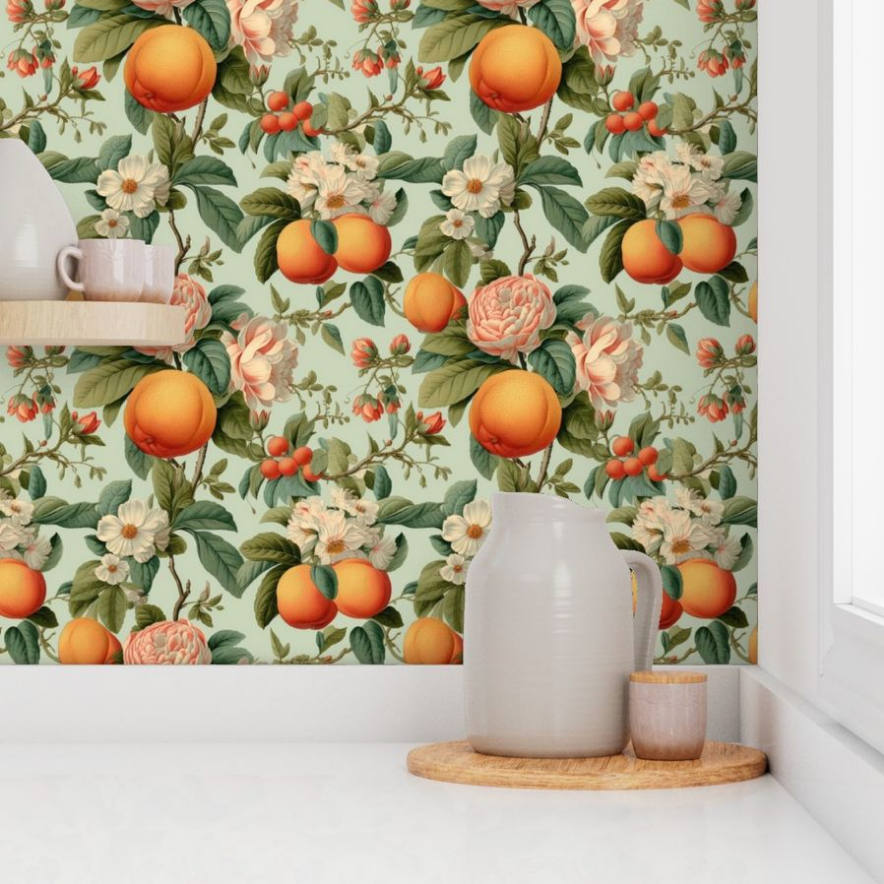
[0, 664, 742, 744]
[740, 667, 884, 882]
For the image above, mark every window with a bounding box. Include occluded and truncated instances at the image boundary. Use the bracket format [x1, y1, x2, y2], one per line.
[820, 0, 884, 755]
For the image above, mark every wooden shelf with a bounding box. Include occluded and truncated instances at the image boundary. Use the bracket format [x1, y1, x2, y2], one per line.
[407, 740, 768, 791]
[0, 301, 185, 347]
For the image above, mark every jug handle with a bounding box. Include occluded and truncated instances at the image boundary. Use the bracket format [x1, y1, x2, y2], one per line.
[622, 551, 663, 672]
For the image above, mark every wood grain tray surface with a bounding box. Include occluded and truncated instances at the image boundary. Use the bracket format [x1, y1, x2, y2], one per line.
[407, 740, 767, 791]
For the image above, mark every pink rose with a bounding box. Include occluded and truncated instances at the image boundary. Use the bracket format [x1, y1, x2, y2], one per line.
[136, 273, 211, 363]
[221, 315, 299, 415]
[123, 620, 212, 664]
[228, 0, 298, 70]
[572, 0, 643, 72]
[467, 274, 557, 363]
[567, 314, 643, 415]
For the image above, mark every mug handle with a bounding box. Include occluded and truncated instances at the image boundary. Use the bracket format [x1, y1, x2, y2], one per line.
[56, 245, 84, 292]
[622, 550, 663, 672]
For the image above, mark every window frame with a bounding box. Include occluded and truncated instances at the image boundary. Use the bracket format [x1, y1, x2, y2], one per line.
[818, 0, 884, 755]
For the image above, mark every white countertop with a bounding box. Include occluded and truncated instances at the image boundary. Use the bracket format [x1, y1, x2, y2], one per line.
[0, 743, 870, 883]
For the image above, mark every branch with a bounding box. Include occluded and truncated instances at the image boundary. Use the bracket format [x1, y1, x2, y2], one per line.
[191, 97, 208, 144]
[169, 555, 192, 621]
[535, 97, 553, 144]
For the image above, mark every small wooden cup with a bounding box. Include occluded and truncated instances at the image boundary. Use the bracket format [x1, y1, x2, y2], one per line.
[629, 672, 707, 761]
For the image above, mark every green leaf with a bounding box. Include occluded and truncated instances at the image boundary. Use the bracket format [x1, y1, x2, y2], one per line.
[717, 465, 737, 499]
[717, 606, 749, 629]
[254, 564, 286, 628]
[527, 339, 576, 395]
[310, 564, 338, 600]
[470, 434, 497, 480]
[721, 150, 757, 182]
[321, 323, 345, 355]
[372, 606, 404, 628]
[721, 496, 757, 527]
[444, 240, 472, 287]
[48, 157, 100, 184]
[373, 465, 392, 500]
[585, 187, 647, 220]
[655, 219, 683, 255]
[254, 218, 287, 283]
[519, 156, 582, 187]
[442, 134, 477, 171]
[350, 621, 385, 664]
[717, 120, 737, 154]
[173, 156, 237, 187]
[182, 0, 231, 51]
[186, 185, 245, 252]
[186, 530, 245, 597]
[73, 360, 161, 407]
[125, 92, 152, 135]
[240, 532, 301, 565]
[696, 621, 730, 664]
[73, 15, 161, 62]
[27, 605, 59, 629]
[527, 0, 576, 48]
[240, 187, 300, 219]
[350, 278, 386, 326]
[32, 502, 99, 529]
[97, 480, 131, 516]
[418, 14, 505, 63]
[5, 623, 40, 664]
[310, 218, 338, 255]
[183, 339, 231, 396]
[98, 584, 127, 633]
[532, 185, 590, 251]
[661, 564, 682, 600]
[666, 323, 690, 354]
[695, 276, 731, 326]
[599, 219, 632, 284]
[442, 479, 477, 516]
[419, 360, 507, 408]
[731, 533, 754, 572]
[26, 465, 47, 500]
[173, 501, 236, 532]
[96, 135, 131, 172]
[135, 604, 166, 630]
[125, 436, 153, 480]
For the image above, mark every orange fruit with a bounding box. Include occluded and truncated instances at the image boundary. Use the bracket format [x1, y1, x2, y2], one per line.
[612, 91, 634, 111]
[332, 558, 391, 619]
[260, 114, 281, 134]
[277, 457, 297, 477]
[605, 114, 626, 135]
[277, 111, 298, 132]
[332, 213, 391, 274]
[611, 436, 634, 457]
[403, 272, 466, 333]
[659, 592, 683, 630]
[676, 558, 737, 619]
[277, 219, 338, 284]
[277, 564, 338, 629]
[260, 459, 281, 480]
[292, 446, 313, 466]
[623, 112, 643, 131]
[469, 370, 561, 458]
[58, 618, 122, 664]
[622, 219, 683, 285]
[293, 100, 313, 120]
[469, 25, 562, 113]
[748, 280, 758, 323]
[748, 625, 758, 664]
[0, 559, 46, 619]
[638, 101, 658, 120]
[677, 214, 737, 274]
[267, 91, 289, 112]
[403, 618, 463, 664]
[623, 457, 643, 477]
[124, 25, 216, 113]
[267, 436, 289, 457]
[124, 370, 216, 458]
[605, 460, 626, 480]
[638, 446, 658, 465]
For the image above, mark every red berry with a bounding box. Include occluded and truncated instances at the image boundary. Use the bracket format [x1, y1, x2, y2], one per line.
[260, 114, 281, 135]
[278, 112, 298, 132]
[612, 91, 634, 112]
[611, 436, 635, 457]
[638, 101, 659, 121]
[293, 100, 313, 121]
[267, 436, 289, 457]
[302, 120, 322, 138]
[623, 112, 643, 132]
[293, 446, 313, 466]
[267, 91, 290, 112]
[623, 457, 643, 477]
[277, 457, 297, 477]
[605, 460, 626, 480]
[648, 119, 668, 138]
[638, 446, 658, 466]
[302, 464, 323, 482]
[605, 113, 626, 135]
[648, 464, 667, 482]
[260, 459, 281, 480]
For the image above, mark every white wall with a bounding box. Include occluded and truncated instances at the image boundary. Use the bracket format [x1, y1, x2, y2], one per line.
[756, 0, 833, 700]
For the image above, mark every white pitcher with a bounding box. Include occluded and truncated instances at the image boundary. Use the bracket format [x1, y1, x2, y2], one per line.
[465, 493, 662, 758]
[0, 138, 77, 301]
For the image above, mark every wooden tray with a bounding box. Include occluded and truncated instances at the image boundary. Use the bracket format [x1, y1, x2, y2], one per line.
[407, 740, 767, 791]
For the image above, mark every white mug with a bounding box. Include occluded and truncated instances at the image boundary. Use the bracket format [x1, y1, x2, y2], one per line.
[141, 244, 175, 304]
[57, 239, 145, 302]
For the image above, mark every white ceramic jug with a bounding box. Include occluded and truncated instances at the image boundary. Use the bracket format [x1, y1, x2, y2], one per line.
[465, 493, 663, 758]
[0, 138, 77, 301]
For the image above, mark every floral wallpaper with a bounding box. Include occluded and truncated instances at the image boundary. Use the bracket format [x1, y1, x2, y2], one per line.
[0, 0, 757, 665]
